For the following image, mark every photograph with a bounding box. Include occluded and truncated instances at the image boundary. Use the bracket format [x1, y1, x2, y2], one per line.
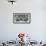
[13, 13, 31, 24]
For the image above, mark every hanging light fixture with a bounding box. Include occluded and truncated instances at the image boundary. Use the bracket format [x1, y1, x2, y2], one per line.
[8, 0, 16, 4]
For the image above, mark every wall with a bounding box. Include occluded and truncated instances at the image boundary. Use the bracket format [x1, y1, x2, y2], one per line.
[0, 0, 46, 41]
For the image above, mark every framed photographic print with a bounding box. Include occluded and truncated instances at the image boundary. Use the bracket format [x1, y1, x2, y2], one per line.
[13, 13, 31, 24]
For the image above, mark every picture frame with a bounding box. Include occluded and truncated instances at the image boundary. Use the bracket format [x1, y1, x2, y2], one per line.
[13, 13, 31, 24]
